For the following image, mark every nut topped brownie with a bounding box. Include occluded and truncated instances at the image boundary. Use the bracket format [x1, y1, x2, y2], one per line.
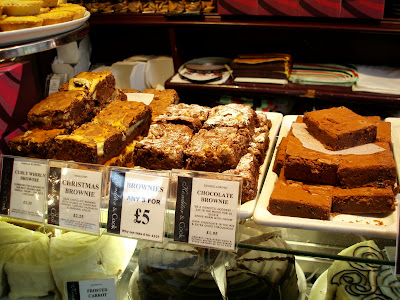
[203, 103, 257, 132]
[92, 100, 151, 144]
[27, 90, 93, 130]
[134, 123, 194, 170]
[303, 106, 377, 151]
[184, 127, 251, 172]
[55, 123, 125, 165]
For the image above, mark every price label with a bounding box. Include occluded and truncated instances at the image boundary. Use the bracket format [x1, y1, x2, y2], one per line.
[67, 279, 116, 300]
[47, 166, 103, 233]
[0, 156, 47, 223]
[107, 170, 169, 242]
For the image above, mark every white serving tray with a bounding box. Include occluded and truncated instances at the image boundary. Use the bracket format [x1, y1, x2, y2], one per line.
[253, 115, 399, 239]
[238, 111, 283, 219]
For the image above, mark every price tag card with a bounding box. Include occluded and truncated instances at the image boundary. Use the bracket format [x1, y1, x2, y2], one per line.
[47, 161, 105, 234]
[66, 279, 116, 300]
[107, 168, 169, 242]
[171, 170, 242, 251]
[0, 156, 47, 223]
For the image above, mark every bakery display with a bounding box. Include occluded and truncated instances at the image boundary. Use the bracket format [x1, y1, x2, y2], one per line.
[268, 106, 398, 220]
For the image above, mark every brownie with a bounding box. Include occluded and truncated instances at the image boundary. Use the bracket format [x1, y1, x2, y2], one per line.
[365, 116, 392, 145]
[55, 123, 125, 165]
[184, 127, 251, 172]
[272, 136, 289, 176]
[223, 153, 260, 203]
[338, 142, 397, 189]
[104, 140, 138, 167]
[268, 175, 333, 220]
[66, 71, 116, 106]
[248, 125, 270, 165]
[145, 89, 180, 120]
[153, 115, 202, 132]
[284, 135, 341, 185]
[203, 103, 257, 132]
[8, 128, 68, 159]
[303, 106, 377, 151]
[255, 111, 272, 129]
[332, 186, 395, 214]
[27, 90, 93, 130]
[134, 123, 193, 170]
[92, 100, 151, 144]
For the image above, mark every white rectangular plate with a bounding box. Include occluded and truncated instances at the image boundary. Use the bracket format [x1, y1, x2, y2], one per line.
[238, 111, 283, 219]
[253, 115, 399, 239]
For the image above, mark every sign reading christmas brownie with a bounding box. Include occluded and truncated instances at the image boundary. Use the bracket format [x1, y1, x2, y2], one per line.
[0, 155, 47, 223]
[172, 170, 242, 251]
[107, 168, 169, 242]
[47, 161, 105, 234]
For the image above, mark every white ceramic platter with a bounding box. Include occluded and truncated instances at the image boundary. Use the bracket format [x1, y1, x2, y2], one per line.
[253, 115, 399, 239]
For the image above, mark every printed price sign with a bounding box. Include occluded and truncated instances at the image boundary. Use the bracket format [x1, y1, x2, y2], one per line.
[67, 279, 116, 300]
[0, 156, 47, 223]
[173, 172, 241, 251]
[47, 164, 104, 233]
[107, 169, 169, 242]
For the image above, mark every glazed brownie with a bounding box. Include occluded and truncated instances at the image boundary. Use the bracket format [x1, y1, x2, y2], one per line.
[331, 186, 395, 214]
[338, 142, 397, 189]
[55, 123, 125, 165]
[134, 123, 193, 170]
[184, 127, 251, 172]
[268, 175, 333, 220]
[8, 128, 68, 159]
[223, 153, 260, 203]
[203, 103, 257, 132]
[92, 100, 151, 145]
[284, 134, 342, 185]
[303, 106, 377, 151]
[248, 125, 270, 165]
[27, 90, 93, 130]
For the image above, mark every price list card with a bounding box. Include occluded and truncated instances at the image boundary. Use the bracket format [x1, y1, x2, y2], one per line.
[107, 169, 169, 242]
[0, 156, 47, 223]
[173, 172, 241, 251]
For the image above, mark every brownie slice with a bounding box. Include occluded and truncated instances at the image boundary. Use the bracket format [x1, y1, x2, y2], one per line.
[134, 123, 193, 170]
[8, 128, 68, 159]
[332, 186, 395, 214]
[203, 103, 257, 132]
[338, 142, 397, 188]
[104, 140, 139, 167]
[248, 125, 270, 166]
[272, 136, 289, 176]
[92, 100, 151, 145]
[27, 90, 93, 130]
[224, 153, 260, 203]
[145, 89, 180, 120]
[268, 175, 333, 220]
[365, 116, 392, 146]
[55, 123, 125, 165]
[255, 111, 272, 129]
[303, 106, 377, 151]
[184, 127, 251, 172]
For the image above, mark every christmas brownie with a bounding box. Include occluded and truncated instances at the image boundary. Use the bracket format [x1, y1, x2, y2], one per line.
[55, 123, 125, 165]
[184, 127, 251, 172]
[27, 90, 93, 130]
[8, 128, 68, 159]
[134, 123, 193, 170]
[303, 106, 377, 151]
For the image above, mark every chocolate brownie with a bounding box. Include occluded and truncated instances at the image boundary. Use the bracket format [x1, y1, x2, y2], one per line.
[55, 123, 125, 165]
[145, 89, 180, 120]
[8, 128, 68, 159]
[272, 136, 289, 176]
[203, 104, 257, 132]
[134, 123, 193, 170]
[268, 175, 333, 220]
[303, 106, 377, 151]
[365, 116, 392, 145]
[255, 111, 272, 129]
[338, 142, 397, 188]
[92, 100, 151, 144]
[27, 90, 93, 130]
[184, 127, 251, 172]
[248, 125, 270, 165]
[104, 140, 138, 167]
[332, 186, 395, 214]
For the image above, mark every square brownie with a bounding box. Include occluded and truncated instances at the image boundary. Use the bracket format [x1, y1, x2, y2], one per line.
[8, 128, 68, 159]
[145, 89, 180, 120]
[332, 186, 395, 214]
[268, 175, 333, 220]
[134, 123, 193, 170]
[55, 123, 125, 165]
[92, 100, 151, 144]
[184, 127, 251, 172]
[272, 136, 289, 176]
[27, 90, 94, 130]
[303, 106, 377, 151]
[104, 140, 138, 167]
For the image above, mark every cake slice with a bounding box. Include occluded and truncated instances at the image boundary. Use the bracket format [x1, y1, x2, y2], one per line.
[303, 106, 377, 151]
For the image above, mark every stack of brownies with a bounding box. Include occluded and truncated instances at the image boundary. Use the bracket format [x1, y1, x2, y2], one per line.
[268, 106, 398, 220]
